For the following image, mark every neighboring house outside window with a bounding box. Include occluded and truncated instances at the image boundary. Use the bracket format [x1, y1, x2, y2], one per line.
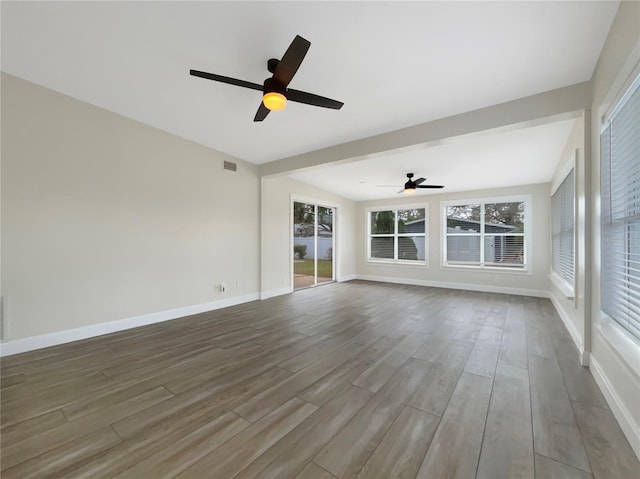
[442, 196, 530, 270]
[367, 205, 427, 264]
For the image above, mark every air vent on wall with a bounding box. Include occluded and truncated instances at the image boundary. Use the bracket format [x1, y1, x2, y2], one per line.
[223, 160, 237, 172]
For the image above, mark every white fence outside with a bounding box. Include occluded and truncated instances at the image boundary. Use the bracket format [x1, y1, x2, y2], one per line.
[293, 237, 333, 260]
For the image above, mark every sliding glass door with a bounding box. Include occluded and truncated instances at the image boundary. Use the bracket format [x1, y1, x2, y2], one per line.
[293, 201, 335, 290]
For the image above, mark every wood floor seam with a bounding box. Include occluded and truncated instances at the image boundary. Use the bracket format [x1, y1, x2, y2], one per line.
[59, 407, 70, 423]
[311, 460, 340, 479]
[535, 451, 595, 477]
[554, 350, 596, 476]
[569, 398, 611, 411]
[347, 383, 372, 395]
[405, 403, 441, 419]
[473, 366, 499, 479]
[110, 423, 125, 442]
[295, 394, 321, 408]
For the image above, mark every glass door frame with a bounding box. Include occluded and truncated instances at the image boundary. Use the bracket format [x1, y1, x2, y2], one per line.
[291, 195, 337, 291]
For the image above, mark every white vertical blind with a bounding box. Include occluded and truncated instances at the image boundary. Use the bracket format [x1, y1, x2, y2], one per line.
[601, 74, 640, 341]
[551, 169, 575, 288]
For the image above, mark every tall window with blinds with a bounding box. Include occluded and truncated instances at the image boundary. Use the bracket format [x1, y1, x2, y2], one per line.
[551, 169, 575, 290]
[600, 74, 640, 341]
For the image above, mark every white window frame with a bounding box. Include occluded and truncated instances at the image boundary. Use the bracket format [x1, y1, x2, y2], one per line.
[290, 194, 338, 290]
[599, 71, 640, 344]
[440, 195, 532, 273]
[366, 203, 428, 266]
[592, 50, 640, 378]
[549, 154, 577, 299]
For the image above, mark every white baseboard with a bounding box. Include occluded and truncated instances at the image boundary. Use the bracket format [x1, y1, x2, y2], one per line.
[549, 293, 588, 366]
[260, 287, 291, 300]
[355, 274, 550, 298]
[337, 274, 357, 282]
[0, 292, 260, 357]
[261, 276, 356, 300]
[590, 356, 640, 460]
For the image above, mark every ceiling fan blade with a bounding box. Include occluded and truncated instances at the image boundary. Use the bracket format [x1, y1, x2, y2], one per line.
[254, 102, 270, 122]
[415, 177, 426, 185]
[376, 185, 402, 187]
[286, 89, 344, 109]
[397, 188, 406, 194]
[190, 70, 263, 92]
[416, 185, 445, 189]
[274, 35, 311, 87]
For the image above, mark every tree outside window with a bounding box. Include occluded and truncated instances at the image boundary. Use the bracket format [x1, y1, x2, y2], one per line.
[369, 207, 426, 263]
[444, 199, 527, 268]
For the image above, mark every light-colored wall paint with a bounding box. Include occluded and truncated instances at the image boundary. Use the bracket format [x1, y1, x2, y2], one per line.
[356, 183, 550, 296]
[589, 0, 640, 457]
[1, 73, 260, 341]
[549, 115, 588, 357]
[261, 176, 356, 298]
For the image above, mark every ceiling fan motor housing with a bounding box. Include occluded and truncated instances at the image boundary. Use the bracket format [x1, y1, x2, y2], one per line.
[267, 58, 280, 73]
[263, 77, 286, 96]
[405, 173, 416, 189]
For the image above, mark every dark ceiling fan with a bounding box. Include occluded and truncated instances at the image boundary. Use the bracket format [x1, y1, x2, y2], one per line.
[190, 35, 344, 122]
[377, 173, 445, 194]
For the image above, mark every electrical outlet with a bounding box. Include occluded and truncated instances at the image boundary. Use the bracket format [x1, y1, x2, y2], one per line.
[219, 283, 226, 293]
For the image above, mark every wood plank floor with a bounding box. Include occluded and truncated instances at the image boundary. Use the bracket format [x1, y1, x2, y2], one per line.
[1, 280, 638, 478]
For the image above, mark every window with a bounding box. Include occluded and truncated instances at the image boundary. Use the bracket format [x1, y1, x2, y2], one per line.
[551, 168, 575, 291]
[442, 196, 529, 269]
[600, 74, 640, 341]
[368, 206, 426, 263]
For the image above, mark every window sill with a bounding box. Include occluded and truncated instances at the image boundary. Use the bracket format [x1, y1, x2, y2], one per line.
[549, 272, 575, 300]
[367, 259, 428, 268]
[596, 314, 640, 379]
[440, 264, 531, 275]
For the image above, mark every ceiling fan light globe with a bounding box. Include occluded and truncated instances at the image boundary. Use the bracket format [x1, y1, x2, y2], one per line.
[263, 92, 287, 111]
[404, 187, 416, 194]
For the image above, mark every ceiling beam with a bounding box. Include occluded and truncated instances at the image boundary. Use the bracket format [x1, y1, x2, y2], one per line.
[259, 81, 591, 178]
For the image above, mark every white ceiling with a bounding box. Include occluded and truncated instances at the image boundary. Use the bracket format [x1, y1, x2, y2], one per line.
[289, 118, 577, 201]
[1, 1, 618, 200]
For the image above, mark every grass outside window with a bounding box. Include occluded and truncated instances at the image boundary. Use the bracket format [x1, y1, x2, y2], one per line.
[294, 259, 333, 277]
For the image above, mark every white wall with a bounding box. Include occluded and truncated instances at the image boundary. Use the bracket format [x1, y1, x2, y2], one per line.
[356, 183, 550, 296]
[588, 0, 640, 457]
[261, 176, 356, 298]
[1, 74, 260, 345]
[549, 115, 588, 359]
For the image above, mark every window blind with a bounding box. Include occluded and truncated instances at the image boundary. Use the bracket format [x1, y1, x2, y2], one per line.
[368, 208, 426, 263]
[601, 74, 640, 341]
[551, 169, 575, 288]
[444, 200, 526, 269]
